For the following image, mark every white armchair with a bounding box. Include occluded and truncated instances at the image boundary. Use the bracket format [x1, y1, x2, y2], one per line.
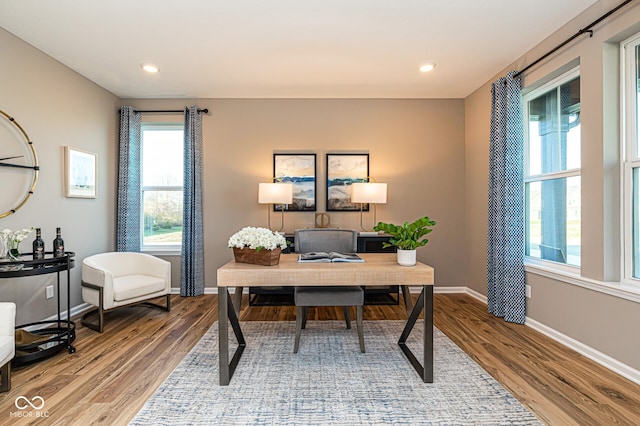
[0, 302, 16, 392]
[81, 252, 171, 333]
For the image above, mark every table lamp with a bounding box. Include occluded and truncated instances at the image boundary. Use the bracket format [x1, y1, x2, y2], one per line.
[350, 180, 387, 233]
[259, 181, 293, 232]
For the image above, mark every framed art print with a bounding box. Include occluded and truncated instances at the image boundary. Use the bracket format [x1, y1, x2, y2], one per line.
[326, 153, 369, 211]
[273, 153, 316, 211]
[65, 146, 97, 198]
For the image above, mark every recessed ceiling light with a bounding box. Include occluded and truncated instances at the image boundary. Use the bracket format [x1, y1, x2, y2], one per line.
[419, 62, 436, 73]
[142, 64, 159, 73]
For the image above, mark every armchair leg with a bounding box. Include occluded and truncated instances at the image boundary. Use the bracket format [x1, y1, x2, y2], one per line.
[294, 306, 304, 353]
[142, 294, 171, 313]
[356, 305, 365, 353]
[81, 282, 105, 333]
[0, 361, 11, 392]
[81, 283, 171, 334]
[81, 306, 104, 333]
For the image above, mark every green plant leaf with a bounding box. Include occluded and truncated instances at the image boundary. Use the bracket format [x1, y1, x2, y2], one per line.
[373, 216, 436, 250]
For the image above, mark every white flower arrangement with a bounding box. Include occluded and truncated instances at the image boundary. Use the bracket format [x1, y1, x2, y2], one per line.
[0, 227, 34, 257]
[228, 226, 287, 251]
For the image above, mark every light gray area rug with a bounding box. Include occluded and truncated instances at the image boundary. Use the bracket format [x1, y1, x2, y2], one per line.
[130, 321, 541, 425]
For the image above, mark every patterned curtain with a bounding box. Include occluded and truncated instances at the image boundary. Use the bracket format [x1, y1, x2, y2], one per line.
[116, 106, 141, 252]
[181, 106, 205, 296]
[487, 72, 526, 324]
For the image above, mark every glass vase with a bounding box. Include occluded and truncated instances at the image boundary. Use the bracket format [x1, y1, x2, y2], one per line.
[9, 247, 20, 260]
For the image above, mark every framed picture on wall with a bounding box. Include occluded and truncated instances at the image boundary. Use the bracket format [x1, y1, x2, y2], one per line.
[326, 153, 369, 211]
[64, 146, 97, 198]
[273, 153, 316, 211]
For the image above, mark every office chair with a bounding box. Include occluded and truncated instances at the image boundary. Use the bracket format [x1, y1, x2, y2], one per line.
[293, 228, 365, 353]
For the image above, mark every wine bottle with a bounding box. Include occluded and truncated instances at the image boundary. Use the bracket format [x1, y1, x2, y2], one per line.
[32, 228, 45, 260]
[53, 227, 65, 257]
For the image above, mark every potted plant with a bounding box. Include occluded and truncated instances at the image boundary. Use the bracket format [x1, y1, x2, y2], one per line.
[373, 216, 436, 266]
[227, 226, 288, 266]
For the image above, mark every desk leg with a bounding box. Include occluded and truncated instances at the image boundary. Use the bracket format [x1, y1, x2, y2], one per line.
[232, 286, 243, 317]
[219, 288, 229, 385]
[398, 284, 433, 383]
[219, 288, 246, 386]
[424, 284, 433, 382]
[401, 285, 413, 315]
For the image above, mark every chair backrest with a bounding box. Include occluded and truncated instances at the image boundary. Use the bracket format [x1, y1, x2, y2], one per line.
[83, 252, 169, 278]
[294, 229, 358, 253]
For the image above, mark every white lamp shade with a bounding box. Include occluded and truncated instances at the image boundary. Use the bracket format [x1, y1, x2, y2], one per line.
[350, 182, 387, 204]
[258, 182, 293, 204]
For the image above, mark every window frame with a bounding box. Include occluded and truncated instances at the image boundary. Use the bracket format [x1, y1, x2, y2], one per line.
[523, 66, 581, 269]
[140, 122, 184, 254]
[621, 32, 640, 286]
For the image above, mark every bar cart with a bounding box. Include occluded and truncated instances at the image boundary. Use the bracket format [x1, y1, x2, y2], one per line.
[0, 252, 76, 366]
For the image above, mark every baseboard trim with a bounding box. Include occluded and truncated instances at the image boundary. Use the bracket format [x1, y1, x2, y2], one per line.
[437, 286, 640, 386]
[523, 316, 640, 385]
[20, 302, 95, 332]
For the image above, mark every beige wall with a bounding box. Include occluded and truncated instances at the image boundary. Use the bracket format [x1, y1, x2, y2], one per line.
[0, 28, 119, 325]
[129, 98, 467, 289]
[464, 0, 640, 370]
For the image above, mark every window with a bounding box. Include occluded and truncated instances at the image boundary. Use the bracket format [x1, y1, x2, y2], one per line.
[141, 123, 184, 250]
[622, 33, 640, 283]
[524, 68, 581, 267]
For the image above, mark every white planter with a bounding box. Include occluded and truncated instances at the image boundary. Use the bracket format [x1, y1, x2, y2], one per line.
[396, 249, 417, 266]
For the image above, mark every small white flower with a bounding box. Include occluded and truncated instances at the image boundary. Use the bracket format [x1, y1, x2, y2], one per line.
[228, 226, 287, 251]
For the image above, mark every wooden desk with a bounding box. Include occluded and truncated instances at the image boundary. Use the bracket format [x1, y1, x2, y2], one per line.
[216, 253, 434, 385]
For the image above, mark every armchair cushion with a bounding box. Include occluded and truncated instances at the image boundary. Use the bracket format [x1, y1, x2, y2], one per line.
[114, 275, 167, 302]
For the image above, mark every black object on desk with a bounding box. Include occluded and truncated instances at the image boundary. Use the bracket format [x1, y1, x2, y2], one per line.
[249, 234, 400, 306]
[0, 252, 76, 366]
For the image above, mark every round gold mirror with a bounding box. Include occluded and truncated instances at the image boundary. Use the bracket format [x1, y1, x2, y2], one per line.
[0, 109, 39, 218]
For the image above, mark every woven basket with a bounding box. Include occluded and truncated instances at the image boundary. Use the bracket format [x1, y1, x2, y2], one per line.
[233, 247, 281, 266]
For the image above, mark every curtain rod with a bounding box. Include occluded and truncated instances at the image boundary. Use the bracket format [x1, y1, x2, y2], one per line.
[513, 0, 634, 79]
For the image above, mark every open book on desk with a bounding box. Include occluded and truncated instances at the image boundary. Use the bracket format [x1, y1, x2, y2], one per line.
[298, 252, 365, 263]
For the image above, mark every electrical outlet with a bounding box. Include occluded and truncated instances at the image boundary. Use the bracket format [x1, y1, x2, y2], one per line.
[46, 285, 54, 299]
[525, 285, 532, 299]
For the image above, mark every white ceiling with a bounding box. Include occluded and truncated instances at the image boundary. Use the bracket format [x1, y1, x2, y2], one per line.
[0, 0, 598, 99]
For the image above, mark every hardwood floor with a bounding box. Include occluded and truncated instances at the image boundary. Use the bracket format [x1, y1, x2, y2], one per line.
[0, 293, 639, 425]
